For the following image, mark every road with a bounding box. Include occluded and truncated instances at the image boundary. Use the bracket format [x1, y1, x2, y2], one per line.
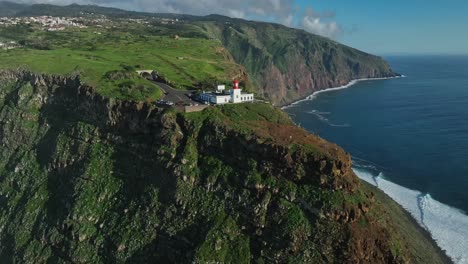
[153, 81, 195, 104]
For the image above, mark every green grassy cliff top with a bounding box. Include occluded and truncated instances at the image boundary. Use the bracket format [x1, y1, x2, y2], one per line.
[0, 73, 449, 263]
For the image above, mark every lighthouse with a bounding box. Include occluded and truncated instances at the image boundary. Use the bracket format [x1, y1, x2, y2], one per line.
[199, 79, 254, 105]
[230, 80, 242, 103]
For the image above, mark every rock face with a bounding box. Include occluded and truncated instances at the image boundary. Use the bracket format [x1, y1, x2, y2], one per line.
[201, 19, 398, 105]
[0, 71, 447, 263]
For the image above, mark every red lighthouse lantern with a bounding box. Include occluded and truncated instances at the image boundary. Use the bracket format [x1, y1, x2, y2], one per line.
[233, 80, 239, 89]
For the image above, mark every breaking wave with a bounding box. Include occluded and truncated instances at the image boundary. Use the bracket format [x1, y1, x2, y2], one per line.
[306, 110, 351, 127]
[281, 75, 406, 110]
[354, 168, 468, 264]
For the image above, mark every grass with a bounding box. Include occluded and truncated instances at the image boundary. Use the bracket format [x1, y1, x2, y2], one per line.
[0, 23, 241, 101]
[218, 103, 292, 124]
[195, 213, 251, 263]
[183, 103, 293, 138]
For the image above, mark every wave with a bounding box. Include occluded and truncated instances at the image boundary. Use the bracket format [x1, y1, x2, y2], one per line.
[307, 110, 331, 115]
[329, 123, 351, 128]
[306, 109, 351, 127]
[354, 168, 468, 264]
[352, 156, 389, 172]
[282, 75, 406, 110]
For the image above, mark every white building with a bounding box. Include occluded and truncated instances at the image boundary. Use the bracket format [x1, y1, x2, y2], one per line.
[199, 80, 254, 105]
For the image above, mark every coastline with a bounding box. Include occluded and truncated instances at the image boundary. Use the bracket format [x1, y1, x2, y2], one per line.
[281, 74, 458, 263]
[361, 181, 454, 264]
[399, 201, 454, 264]
[281, 75, 406, 109]
[355, 168, 468, 264]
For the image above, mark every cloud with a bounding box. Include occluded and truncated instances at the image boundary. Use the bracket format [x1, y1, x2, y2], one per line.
[301, 8, 342, 39]
[10, 0, 344, 39]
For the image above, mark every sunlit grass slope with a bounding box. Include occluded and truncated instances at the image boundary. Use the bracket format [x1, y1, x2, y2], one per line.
[0, 24, 241, 101]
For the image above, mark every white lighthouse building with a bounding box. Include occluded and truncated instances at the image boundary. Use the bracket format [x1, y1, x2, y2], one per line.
[199, 80, 254, 105]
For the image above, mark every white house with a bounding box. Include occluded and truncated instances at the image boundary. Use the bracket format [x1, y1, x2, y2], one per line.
[199, 80, 254, 105]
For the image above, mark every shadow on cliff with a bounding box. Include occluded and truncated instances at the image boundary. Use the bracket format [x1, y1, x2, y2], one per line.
[13, 73, 216, 261]
[124, 222, 210, 264]
[34, 93, 92, 260]
[30, 81, 182, 260]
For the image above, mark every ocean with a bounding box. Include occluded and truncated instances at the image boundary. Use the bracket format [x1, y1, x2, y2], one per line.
[284, 55, 468, 263]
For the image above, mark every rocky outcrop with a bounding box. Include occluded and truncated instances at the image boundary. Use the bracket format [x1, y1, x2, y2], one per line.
[0, 69, 164, 132]
[0, 71, 446, 263]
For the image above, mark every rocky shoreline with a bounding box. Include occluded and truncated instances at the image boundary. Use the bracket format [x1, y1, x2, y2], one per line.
[280, 74, 404, 109]
[279, 73, 453, 263]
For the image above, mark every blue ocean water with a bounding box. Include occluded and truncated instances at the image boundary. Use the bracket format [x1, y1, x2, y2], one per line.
[284, 55, 468, 263]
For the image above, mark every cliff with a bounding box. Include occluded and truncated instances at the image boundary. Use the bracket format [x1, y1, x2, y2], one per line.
[0, 71, 447, 263]
[199, 18, 399, 105]
[3, 2, 398, 106]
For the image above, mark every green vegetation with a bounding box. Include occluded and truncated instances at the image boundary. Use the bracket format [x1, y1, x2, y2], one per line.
[361, 182, 452, 264]
[199, 19, 397, 105]
[0, 75, 449, 263]
[0, 2, 398, 105]
[195, 214, 251, 263]
[0, 22, 241, 101]
[217, 103, 292, 124]
[0, 4, 441, 264]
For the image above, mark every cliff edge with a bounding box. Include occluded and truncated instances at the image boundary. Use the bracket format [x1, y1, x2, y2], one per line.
[0, 71, 447, 263]
[199, 18, 398, 106]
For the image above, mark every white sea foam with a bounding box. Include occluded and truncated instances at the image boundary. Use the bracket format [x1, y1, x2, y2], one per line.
[281, 75, 405, 110]
[283, 73, 468, 261]
[354, 168, 468, 264]
[329, 123, 351, 128]
[306, 109, 351, 127]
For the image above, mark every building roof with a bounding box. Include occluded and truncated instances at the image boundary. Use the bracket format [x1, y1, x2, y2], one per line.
[201, 92, 230, 97]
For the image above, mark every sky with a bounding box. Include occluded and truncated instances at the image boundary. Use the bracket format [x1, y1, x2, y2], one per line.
[9, 0, 468, 55]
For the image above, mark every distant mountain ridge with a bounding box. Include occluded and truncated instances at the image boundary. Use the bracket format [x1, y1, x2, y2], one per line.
[0, 1, 28, 16]
[0, 1, 193, 19]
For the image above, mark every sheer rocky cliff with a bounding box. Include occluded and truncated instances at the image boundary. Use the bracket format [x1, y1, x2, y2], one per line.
[199, 18, 398, 105]
[0, 71, 448, 263]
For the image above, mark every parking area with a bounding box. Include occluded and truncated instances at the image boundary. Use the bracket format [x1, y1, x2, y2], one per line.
[153, 81, 198, 106]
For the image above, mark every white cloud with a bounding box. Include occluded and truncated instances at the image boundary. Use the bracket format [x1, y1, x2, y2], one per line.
[282, 14, 293, 27]
[302, 16, 341, 39]
[301, 8, 342, 39]
[227, 9, 246, 19]
[10, 0, 344, 39]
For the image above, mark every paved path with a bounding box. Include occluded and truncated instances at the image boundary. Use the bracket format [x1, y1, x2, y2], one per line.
[153, 81, 195, 104]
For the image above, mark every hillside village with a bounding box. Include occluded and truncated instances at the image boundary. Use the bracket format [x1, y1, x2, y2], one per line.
[0, 14, 181, 52]
[0, 16, 88, 31]
[0, 40, 17, 50]
[0, 15, 180, 31]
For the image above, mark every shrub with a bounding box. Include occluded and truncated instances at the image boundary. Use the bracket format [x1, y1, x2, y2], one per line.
[104, 70, 136, 81]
